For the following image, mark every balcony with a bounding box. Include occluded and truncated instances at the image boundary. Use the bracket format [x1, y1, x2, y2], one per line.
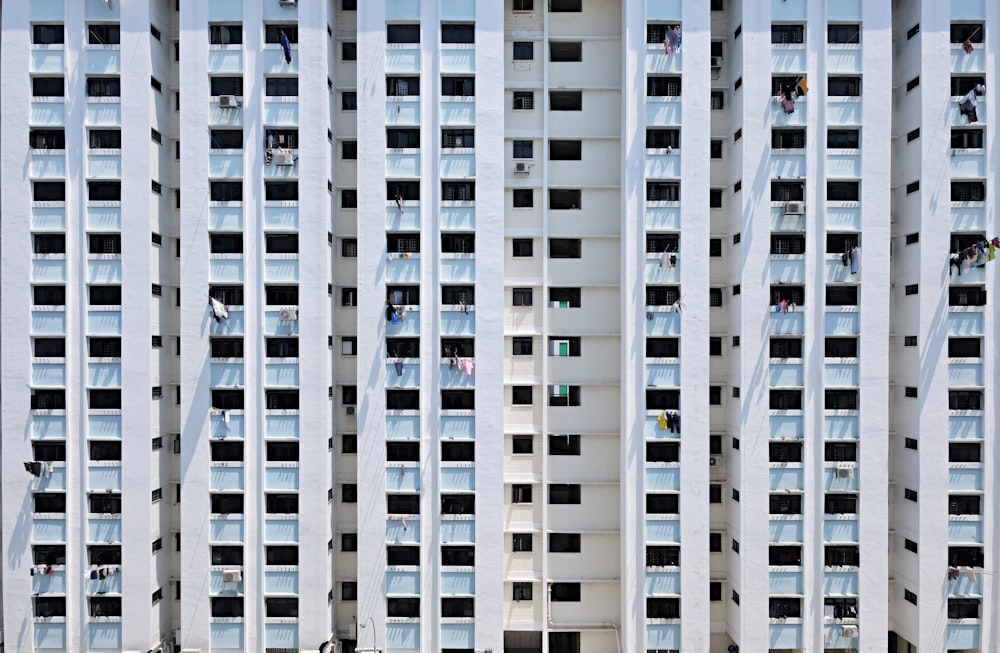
[645, 468, 680, 492]
[770, 468, 804, 491]
[645, 47, 682, 74]
[949, 415, 983, 439]
[644, 205, 681, 230]
[32, 518, 66, 542]
[386, 255, 420, 283]
[440, 152, 475, 178]
[86, 206, 122, 231]
[770, 259, 805, 284]
[949, 311, 984, 336]
[949, 468, 983, 492]
[263, 258, 299, 283]
[210, 517, 244, 542]
[770, 311, 804, 335]
[386, 98, 420, 126]
[211, 624, 244, 651]
[769, 572, 804, 594]
[827, 152, 862, 178]
[386, 46, 421, 74]
[210, 467, 245, 491]
[441, 100, 475, 126]
[386, 361, 420, 388]
[31, 48, 64, 74]
[770, 153, 806, 179]
[772, 46, 806, 73]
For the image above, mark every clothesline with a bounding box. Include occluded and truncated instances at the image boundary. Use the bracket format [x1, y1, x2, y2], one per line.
[950, 236, 998, 276]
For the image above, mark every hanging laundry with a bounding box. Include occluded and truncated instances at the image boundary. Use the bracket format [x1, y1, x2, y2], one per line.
[965, 568, 978, 582]
[958, 85, 984, 123]
[841, 251, 850, 267]
[401, 517, 408, 531]
[459, 300, 469, 315]
[396, 306, 407, 320]
[659, 249, 670, 269]
[265, 148, 273, 165]
[386, 302, 397, 323]
[989, 243, 995, 261]
[657, 412, 668, 429]
[394, 361, 404, 376]
[795, 76, 809, 97]
[849, 247, 860, 274]
[209, 296, 229, 325]
[24, 461, 44, 477]
[279, 31, 292, 64]
[395, 191, 405, 212]
[779, 299, 788, 314]
[461, 359, 475, 376]
[963, 38, 974, 54]
[663, 26, 682, 55]
[90, 569, 98, 580]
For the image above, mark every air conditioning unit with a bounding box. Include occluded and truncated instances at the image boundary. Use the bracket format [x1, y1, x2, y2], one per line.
[784, 201, 805, 215]
[218, 95, 239, 109]
[836, 467, 854, 479]
[274, 151, 294, 166]
[709, 456, 721, 467]
[222, 570, 242, 583]
[345, 406, 355, 415]
[279, 307, 298, 321]
[841, 625, 859, 637]
[514, 162, 529, 174]
[711, 56, 723, 68]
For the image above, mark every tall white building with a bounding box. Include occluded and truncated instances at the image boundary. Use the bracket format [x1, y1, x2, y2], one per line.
[0, 1, 997, 653]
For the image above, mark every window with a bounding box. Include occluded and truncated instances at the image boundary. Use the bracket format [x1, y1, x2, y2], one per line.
[825, 390, 858, 410]
[511, 434, 533, 455]
[828, 129, 860, 149]
[513, 91, 535, 110]
[512, 582, 533, 602]
[211, 597, 244, 618]
[904, 488, 918, 502]
[767, 545, 802, 567]
[342, 92, 357, 110]
[440, 233, 475, 254]
[906, 76, 920, 92]
[825, 493, 858, 514]
[32, 77, 65, 97]
[826, 286, 858, 306]
[501, 40, 534, 65]
[647, 76, 681, 97]
[387, 24, 420, 43]
[34, 597, 66, 618]
[770, 390, 802, 410]
[949, 546, 984, 567]
[265, 77, 298, 97]
[265, 181, 298, 201]
[549, 484, 581, 504]
[771, 182, 804, 202]
[646, 338, 679, 359]
[210, 441, 243, 462]
[711, 91, 724, 110]
[88, 493, 122, 513]
[549, 238, 582, 259]
[709, 484, 723, 504]
[87, 76, 121, 97]
[772, 128, 806, 149]
[949, 337, 981, 359]
[549, 433, 580, 456]
[549, 0, 581, 10]
[441, 545, 475, 565]
[88, 23, 120, 44]
[386, 76, 421, 96]
[952, 181, 986, 202]
[33, 493, 66, 513]
[709, 288, 723, 307]
[949, 22, 983, 43]
[512, 386, 534, 405]
[208, 24, 242, 45]
[770, 442, 802, 463]
[549, 90, 582, 111]
[827, 181, 859, 202]
[770, 285, 804, 306]
[951, 76, 985, 97]
[90, 440, 122, 461]
[34, 338, 66, 358]
[828, 23, 860, 44]
[549, 140, 582, 161]
[441, 23, 474, 43]
[710, 140, 723, 159]
[771, 24, 804, 44]
[549, 533, 581, 553]
[509, 287, 534, 308]
[550, 40, 582, 62]
[441, 441, 474, 461]
[29, 128, 67, 150]
[949, 286, 988, 307]
[646, 182, 680, 202]
[952, 128, 983, 149]
[906, 128, 920, 143]
[770, 494, 803, 515]
[646, 128, 680, 150]
[33, 181, 66, 203]
[512, 533, 533, 552]
[903, 589, 918, 606]
[386, 441, 419, 462]
[512, 337, 533, 356]
[550, 583, 581, 602]
[824, 441, 857, 463]
[442, 76, 474, 97]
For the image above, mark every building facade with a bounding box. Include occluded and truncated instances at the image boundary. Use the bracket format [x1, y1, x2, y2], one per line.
[0, 0, 997, 653]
